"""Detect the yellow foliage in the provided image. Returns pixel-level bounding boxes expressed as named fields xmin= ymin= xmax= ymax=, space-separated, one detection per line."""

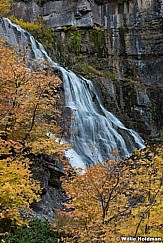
xmin=125 ymin=147 xmax=163 ymax=237
xmin=0 ymin=37 xmax=67 ymax=226
xmin=8 ymin=16 xmax=42 ymax=32
xmin=55 ymin=160 xmax=131 ymax=242
xmin=0 ymin=0 xmax=11 ymax=17
xmin=0 ymin=37 xmax=65 ymax=155
xmin=54 ymin=146 xmax=163 ymax=242
xmin=0 ymin=156 xmax=40 ymax=224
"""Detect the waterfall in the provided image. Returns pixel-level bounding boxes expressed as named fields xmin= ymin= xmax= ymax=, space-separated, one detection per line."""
xmin=0 ymin=18 xmax=145 ymax=168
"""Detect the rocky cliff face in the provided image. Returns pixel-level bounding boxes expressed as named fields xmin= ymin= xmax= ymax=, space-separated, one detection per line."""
xmin=99 ymin=0 xmax=163 ymax=139
xmin=12 ymin=0 xmax=163 ymax=139
xmin=12 ymin=0 xmax=101 ymax=27
xmin=30 ymin=153 xmax=66 ymax=220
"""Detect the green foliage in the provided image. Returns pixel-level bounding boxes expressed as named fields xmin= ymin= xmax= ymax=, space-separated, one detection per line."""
xmin=8 ymin=16 xmax=59 ymax=58
xmin=65 ymin=28 xmax=105 ymax=57
xmin=1 ymin=220 xmax=60 ymax=243
xmin=67 ymin=30 xmax=82 ymax=56
xmin=7 ymin=17 xmax=107 ymax=67
xmin=89 ymin=28 xmax=105 ymax=57
xmin=72 ymin=63 xmax=116 ymax=80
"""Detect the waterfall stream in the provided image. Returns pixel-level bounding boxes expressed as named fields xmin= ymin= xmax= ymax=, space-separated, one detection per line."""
xmin=0 ymin=18 xmax=145 ymax=168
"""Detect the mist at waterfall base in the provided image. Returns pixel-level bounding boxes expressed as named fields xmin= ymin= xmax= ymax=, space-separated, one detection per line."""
xmin=0 ymin=18 xmax=145 ymax=169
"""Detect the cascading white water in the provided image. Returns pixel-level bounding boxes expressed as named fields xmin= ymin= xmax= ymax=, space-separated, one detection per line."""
xmin=61 ymin=71 xmax=145 ymax=167
xmin=0 ymin=18 xmax=145 ymax=168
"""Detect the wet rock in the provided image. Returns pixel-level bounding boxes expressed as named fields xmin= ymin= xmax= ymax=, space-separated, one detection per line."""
xmin=30 ymin=154 xmax=66 ymax=221
xmin=12 ymin=0 xmax=163 ymax=138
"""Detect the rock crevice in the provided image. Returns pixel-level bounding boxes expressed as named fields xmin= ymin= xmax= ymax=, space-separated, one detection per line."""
xmin=12 ymin=0 xmax=163 ymax=136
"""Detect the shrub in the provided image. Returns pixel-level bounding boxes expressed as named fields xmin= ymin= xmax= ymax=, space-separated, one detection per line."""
xmin=1 ymin=219 xmax=60 ymax=243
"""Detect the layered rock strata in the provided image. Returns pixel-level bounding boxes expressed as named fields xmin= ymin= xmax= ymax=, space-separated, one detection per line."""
xmin=12 ymin=0 xmax=163 ymax=138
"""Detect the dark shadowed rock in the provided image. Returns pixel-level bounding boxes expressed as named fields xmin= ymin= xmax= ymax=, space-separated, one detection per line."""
xmin=30 ymin=153 xmax=66 ymax=221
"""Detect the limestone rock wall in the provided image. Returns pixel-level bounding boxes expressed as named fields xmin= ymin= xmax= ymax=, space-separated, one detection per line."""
xmin=12 ymin=0 xmax=163 ymax=139
xmin=12 ymin=0 xmax=101 ymax=27
xmin=98 ymin=0 xmax=163 ymax=139
xmin=100 ymin=0 xmax=163 ymax=83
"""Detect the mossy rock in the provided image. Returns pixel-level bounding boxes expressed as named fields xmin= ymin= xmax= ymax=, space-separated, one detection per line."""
xmin=115 ymin=79 xmax=137 ymax=113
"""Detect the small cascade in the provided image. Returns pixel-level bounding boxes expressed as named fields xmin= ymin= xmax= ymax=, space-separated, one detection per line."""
xmin=0 ymin=18 xmax=145 ymax=168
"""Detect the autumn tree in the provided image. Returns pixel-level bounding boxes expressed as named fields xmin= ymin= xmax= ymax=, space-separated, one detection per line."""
xmin=55 ymin=146 xmax=163 ymax=242
xmin=121 ymin=146 xmax=163 ymax=237
xmin=55 ymin=159 xmax=131 ymax=243
xmin=0 ymin=38 xmax=66 ymax=226
xmin=0 ymin=0 xmax=11 ymax=16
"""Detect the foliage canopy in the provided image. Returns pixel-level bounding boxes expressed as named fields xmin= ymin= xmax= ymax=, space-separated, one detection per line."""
xmin=55 ymin=146 xmax=163 ymax=242
xmin=0 ymin=0 xmax=11 ymax=17
xmin=0 ymin=37 xmax=66 ymax=226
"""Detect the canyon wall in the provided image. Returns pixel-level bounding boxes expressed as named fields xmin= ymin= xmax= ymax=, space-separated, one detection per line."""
xmin=12 ymin=0 xmax=163 ymax=139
